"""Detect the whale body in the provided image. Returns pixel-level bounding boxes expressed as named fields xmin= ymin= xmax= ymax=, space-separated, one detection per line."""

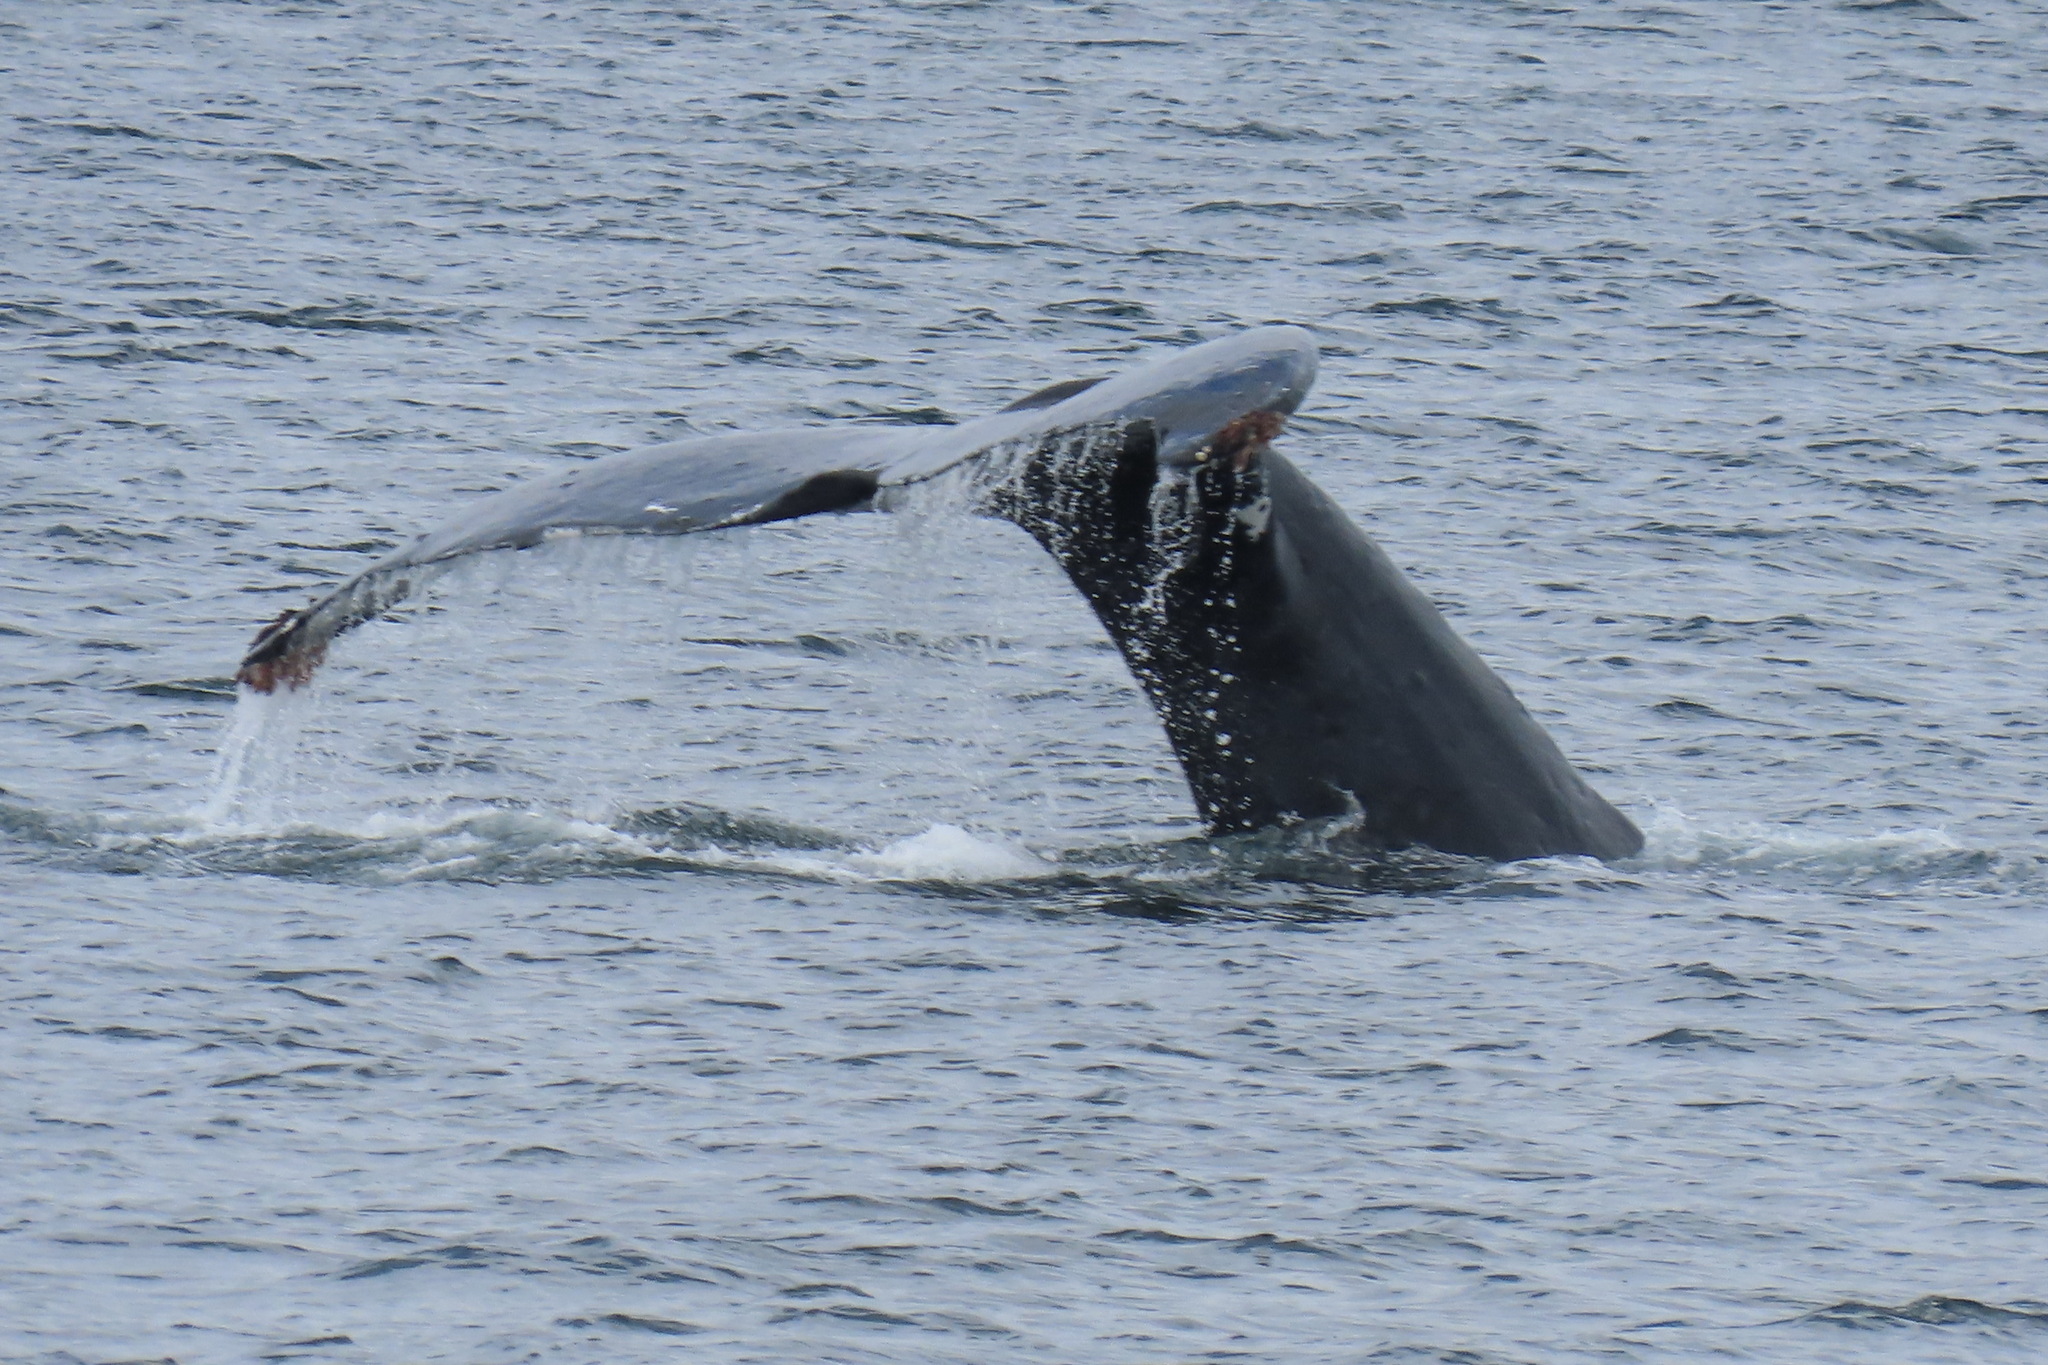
xmin=236 ymin=326 xmax=1642 ymax=862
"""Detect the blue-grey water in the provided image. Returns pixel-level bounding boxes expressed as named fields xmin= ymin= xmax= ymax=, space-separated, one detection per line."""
xmin=5 ymin=1 xmax=2048 ymax=1361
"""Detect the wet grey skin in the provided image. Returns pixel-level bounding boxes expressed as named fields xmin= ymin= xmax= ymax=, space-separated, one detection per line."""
xmin=236 ymin=326 xmax=1642 ymax=862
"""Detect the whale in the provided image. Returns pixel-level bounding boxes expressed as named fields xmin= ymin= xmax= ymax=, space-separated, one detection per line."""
xmin=236 ymin=326 xmax=1642 ymax=862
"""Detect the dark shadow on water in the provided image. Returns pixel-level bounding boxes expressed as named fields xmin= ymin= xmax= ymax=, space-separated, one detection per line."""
xmin=890 ymin=871 xmax=1412 ymax=925
xmin=614 ymin=801 xmax=859 ymax=852
xmin=1781 ymin=1295 xmax=2048 ymax=1331
xmin=897 ymin=821 xmax=1533 ymax=922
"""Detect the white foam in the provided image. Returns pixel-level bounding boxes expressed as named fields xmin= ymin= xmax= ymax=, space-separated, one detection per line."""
xmin=142 ymin=785 xmax=1061 ymax=888
xmin=851 ymin=823 xmax=1052 ymax=882
xmin=1638 ymin=804 xmax=1974 ymax=877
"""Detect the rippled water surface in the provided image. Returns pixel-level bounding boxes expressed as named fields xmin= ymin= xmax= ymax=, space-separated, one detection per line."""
xmin=6 ymin=1 xmax=2048 ymax=1361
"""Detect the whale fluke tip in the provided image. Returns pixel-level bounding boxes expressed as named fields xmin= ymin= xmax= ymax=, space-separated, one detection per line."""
xmin=236 ymin=607 xmax=326 ymax=694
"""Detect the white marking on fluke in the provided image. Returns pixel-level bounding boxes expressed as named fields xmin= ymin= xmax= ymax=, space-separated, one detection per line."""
xmin=1234 ymin=494 xmax=1272 ymax=538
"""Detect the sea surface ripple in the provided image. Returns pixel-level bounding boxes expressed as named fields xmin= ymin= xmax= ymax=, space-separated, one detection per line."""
xmin=4 ymin=2 xmax=2048 ymax=1362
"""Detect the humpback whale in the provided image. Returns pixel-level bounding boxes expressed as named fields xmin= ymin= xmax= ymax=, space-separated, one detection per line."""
xmin=237 ymin=326 xmax=1642 ymax=862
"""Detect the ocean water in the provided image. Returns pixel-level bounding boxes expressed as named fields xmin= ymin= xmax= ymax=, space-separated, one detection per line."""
xmin=5 ymin=1 xmax=2048 ymax=1361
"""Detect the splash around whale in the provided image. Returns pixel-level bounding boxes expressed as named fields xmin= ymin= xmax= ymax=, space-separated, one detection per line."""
xmin=236 ymin=326 xmax=1643 ymax=863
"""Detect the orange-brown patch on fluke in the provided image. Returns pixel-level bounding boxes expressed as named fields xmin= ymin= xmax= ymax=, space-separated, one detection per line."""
xmin=236 ymin=607 xmax=325 ymax=693
xmin=1211 ymin=408 xmax=1288 ymax=472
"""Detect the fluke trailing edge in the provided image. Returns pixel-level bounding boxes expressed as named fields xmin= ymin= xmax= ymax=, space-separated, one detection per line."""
xmin=236 ymin=326 xmax=1643 ymax=862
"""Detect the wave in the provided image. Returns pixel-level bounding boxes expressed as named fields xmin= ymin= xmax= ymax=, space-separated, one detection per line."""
xmin=1637 ymin=806 xmax=2043 ymax=891
xmin=0 ymin=781 xmax=1497 ymax=912
xmin=2 ymin=781 xmax=1073 ymax=889
xmin=5 ymin=780 xmax=2039 ymax=906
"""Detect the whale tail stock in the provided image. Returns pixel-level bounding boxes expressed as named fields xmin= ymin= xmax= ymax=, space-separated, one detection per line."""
xmin=978 ymin=418 xmax=1643 ymax=862
xmin=233 ymin=326 xmax=1642 ymax=862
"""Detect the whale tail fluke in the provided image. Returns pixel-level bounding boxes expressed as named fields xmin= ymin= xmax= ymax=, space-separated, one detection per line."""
xmin=229 ymin=326 xmax=1642 ymax=861
xmin=233 ymin=432 xmax=907 ymax=692
xmin=976 ymin=416 xmax=1643 ymax=862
